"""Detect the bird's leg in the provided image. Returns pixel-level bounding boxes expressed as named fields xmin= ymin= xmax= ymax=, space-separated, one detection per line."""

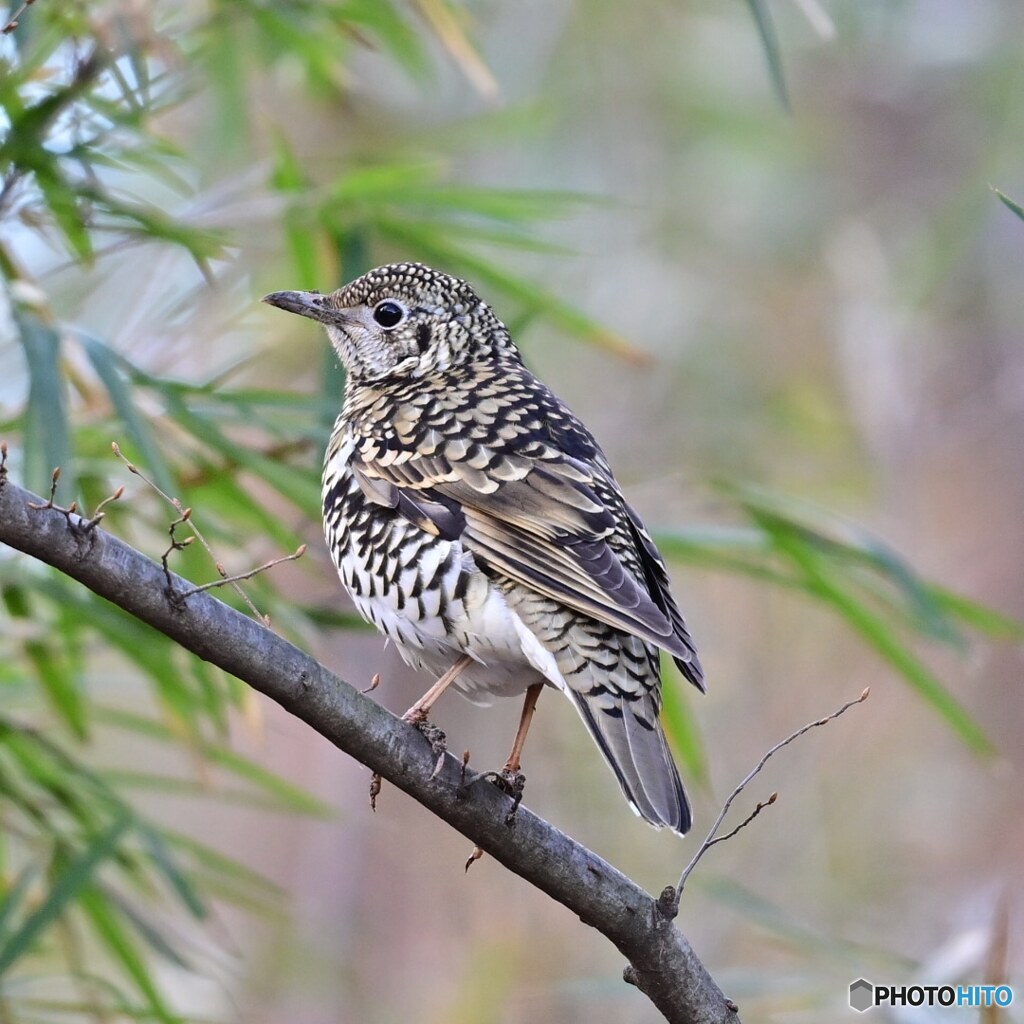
xmin=402 ymin=653 xmax=474 ymax=724
xmin=492 ymin=682 xmax=543 ymax=825
xmin=370 ymin=655 xmax=476 ymax=810
xmin=406 ymin=653 xmax=475 ymax=777
xmin=503 ymin=683 xmax=543 ymax=774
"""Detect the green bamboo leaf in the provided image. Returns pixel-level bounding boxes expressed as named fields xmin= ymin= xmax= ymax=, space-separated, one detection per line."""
xmin=291 ymin=604 xmax=371 ymax=631
xmin=4 ymin=581 xmax=87 ymax=736
xmin=78 ymin=331 xmax=176 ymax=496
xmin=993 ymin=188 xmax=1024 ymax=222
xmin=189 ymin=657 xmax=231 ymax=734
xmin=340 ymin=0 xmax=430 ymax=79
xmin=926 ymin=585 xmax=1024 ymax=640
xmin=103 ymin=888 xmax=193 ymax=969
xmin=94 ymin=191 xmax=226 ymax=266
xmin=272 ymin=135 xmax=322 ymax=288
xmin=326 ymin=161 xmax=441 ymax=204
xmin=35 ymin=165 xmax=93 ymax=260
xmin=28 ymin=581 xmax=204 ymax=738
xmin=23 ymin=636 xmax=88 ymax=739
xmin=102 ymin=771 xmax=318 ymax=814
xmin=159 ymin=393 xmax=321 ymax=513
xmin=386 ymin=182 xmax=588 ymax=223
xmin=159 ymin=829 xmax=282 ymax=901
xmin=757 ymin=512 xmax=994 ymax=755
xmin=0 ymin=863 xmax=42 ymax=946
xmin=202 ymin=746 xmax=333 ymax=818
xmin=731 ymin=488 xmax=962 ymax=645
xmin=744 ymin=0 xmax=790 ymax=111
xmin=0 ymin=813 xmax=131 ymax=977
xmin=322 ymin=229 xmax=368 ymax=421
xmin=135 ymin=827 xmax=207 ymax=921
xmin=659 ymin=654 xmax=708 ymax=788
xmin=392 ymin=217 xmax=576 ymax=255
xmin=699 ymin=875 xmax=914 ymax=967
xmin=655 ymin=525 xmax=806 ymax=589
xmin=189 ymin=468 xmax=303 ymax=557
xmin=78 ymin=884 xmax=179 ymax=1024
xmin=15 ymin=311 xmax=74 ymax=501
xmin=98 ymin=709 xmax=332 ymax=817
xmin=250 ymin=7 xmax=349 ymax=94
xmin=373 ymin=218 xmax=649 ymax=361
xmin=1 ymin=727 xmax=102 ymax=835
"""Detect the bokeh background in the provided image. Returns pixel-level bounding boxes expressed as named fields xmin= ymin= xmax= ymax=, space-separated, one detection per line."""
xmin=1 ymin=2 xmax=1023 ymax=1022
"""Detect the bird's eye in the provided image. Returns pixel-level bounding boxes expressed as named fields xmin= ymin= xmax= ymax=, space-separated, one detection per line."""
xmin=373 ymin=300 xmax=405 ymax=329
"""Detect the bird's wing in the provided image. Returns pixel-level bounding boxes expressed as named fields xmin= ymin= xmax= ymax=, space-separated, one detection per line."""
xmin=351 ymin=431 xmax=696 ymax=662
xmin=623 ymin=504 xmax=705 ymax=691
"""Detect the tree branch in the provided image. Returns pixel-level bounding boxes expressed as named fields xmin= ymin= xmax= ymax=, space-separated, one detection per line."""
xmin=0 ymin=474 xmax=739 ymax=1024
xmin=678 ymin=687 xmax=870 ymax=894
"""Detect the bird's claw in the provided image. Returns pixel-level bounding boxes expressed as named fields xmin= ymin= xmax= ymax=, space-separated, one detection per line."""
xmin=368 ymin=714 xmax=447 ymax=812
xmin=454 ymin=761 xmax=526 ymax=826
xmin=488 ymin=767 xmax=526 ymax=826
xmin=408 ymin=718 xmax=447 ymax=778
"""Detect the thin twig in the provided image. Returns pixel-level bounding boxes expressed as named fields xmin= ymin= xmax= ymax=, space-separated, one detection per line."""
xmin=678 ymin=687 xmax=870 ymax=893
xmin=2 ymin=0 xmax=36 ymax=35
xmin=177 ymin=545 xmax=306 ymax=598
xmin=112 ymin=442 xmax=271 ymax=624
xmin=24 ymin=466 xmax=125 ymax=539
xmin=160 ymin=507 xmax=195 ymax=590
xmin=26 ymin=467 xmax=65 ymax=510
xmin=699 ymin=792 xmax=777 ymax=853
xmin=81 ymin=484 xmax=124 ymax=532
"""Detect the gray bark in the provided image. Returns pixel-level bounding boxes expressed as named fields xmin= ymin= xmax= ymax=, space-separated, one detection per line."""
xmin=0 ymin=473 xmax=739 ymax=1024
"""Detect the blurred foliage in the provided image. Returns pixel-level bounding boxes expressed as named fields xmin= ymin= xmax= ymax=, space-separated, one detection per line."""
xmin=994 ymin=188 xmax=1024 ymax=222
xmin=0 ymin=2 xmax=1019 ymax=1021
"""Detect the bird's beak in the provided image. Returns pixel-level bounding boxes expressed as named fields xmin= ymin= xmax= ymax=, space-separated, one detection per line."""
xmin=262 ymin=290 xmax=354 ymax=328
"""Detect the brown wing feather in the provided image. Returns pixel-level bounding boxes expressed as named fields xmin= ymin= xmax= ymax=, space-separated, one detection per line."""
xmin=352 ymin=446 xmax=694 ymax=661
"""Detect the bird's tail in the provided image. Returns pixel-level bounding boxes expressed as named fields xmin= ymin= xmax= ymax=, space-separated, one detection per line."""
xmin=569 ymin=691 xmax=691 ymax=835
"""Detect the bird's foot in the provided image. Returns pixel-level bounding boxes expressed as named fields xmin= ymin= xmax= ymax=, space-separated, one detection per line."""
xmin=488 ymin=766 xmax=526 ymax=826
xmin=454 ymin=754 xmax=525 ymax=827
xmin=368 ymin=715 xmax=448 ymax=812
xmin=402 ymin=713 xmax=448 ymax=779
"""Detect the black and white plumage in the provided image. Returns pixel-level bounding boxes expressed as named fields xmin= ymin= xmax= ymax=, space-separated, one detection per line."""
xmin=264 ymin=263 xmax=704 ymax=834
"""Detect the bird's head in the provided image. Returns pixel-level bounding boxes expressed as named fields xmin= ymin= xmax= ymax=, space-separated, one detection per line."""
xmin=263 ymin=262 xmax=512 ymax=382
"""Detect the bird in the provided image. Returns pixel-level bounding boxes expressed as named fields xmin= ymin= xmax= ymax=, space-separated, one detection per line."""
xmin=263 ymin=262 xmax=705 ymax=834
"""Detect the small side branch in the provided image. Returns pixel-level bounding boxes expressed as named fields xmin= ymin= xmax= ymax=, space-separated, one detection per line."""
xmin=24 ymin=468 xmax=124 ymax=541
xmin=177 ymin=545 xmax=306 ymax=599
xmin=678 ymin=688 xmax=870 ymax=893
xmin=3 ymin=0 xmax=36 ymax=35
xmin=112 ymin=443 xmax=302 ymax=624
